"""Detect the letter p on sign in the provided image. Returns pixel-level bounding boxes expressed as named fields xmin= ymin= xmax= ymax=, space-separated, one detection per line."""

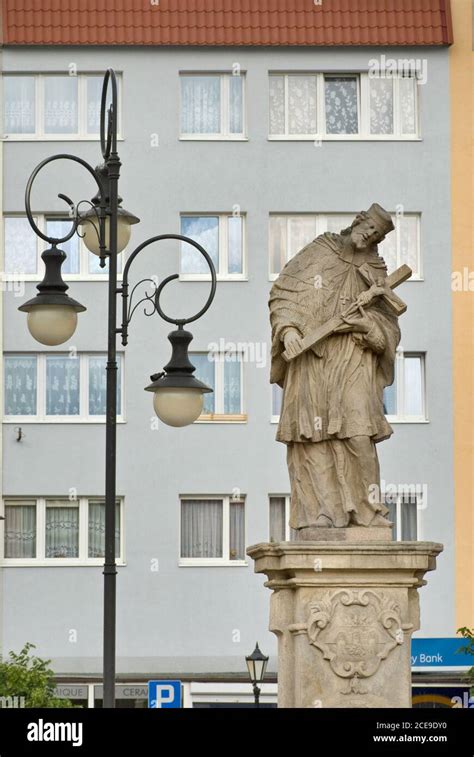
xmin=148 ymin=680 xmax=182 ymax=708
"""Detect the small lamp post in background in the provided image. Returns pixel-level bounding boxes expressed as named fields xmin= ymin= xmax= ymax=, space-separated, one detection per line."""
xmin=245 ymin=643 xmax=269 ymax=707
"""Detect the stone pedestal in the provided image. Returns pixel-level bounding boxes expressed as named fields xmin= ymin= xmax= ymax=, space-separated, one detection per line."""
xmin=247 ymin=540 xmax=443 ymax=708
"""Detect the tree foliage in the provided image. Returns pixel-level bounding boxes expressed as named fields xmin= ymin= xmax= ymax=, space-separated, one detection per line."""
xmin=0 ymin=643 xmax=73 ymax=708
xmin=457 ymin=627 xmax=474 ymax=694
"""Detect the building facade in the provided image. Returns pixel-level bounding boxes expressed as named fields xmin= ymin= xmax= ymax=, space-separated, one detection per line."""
xmin=0 ymin=1 xmax=464 ymax=706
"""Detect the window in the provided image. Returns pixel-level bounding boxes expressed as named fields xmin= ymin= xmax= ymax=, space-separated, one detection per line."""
xmin=4 ymin=353 xmax=123 ymax=422
xmin=180 ymin=73 xmax=245 ymax=138
xmin=180 ymin=214 xmax=245 ymax=279
xmin=191 ymin=352 xmax=245 ymax=421
xmin=180 ymin=496 xmax=245 ymax=565
xmin=269 ymin=73 xmax=418 ymax=139
xmin=271 ymin=384 xmax=283 ymax=422
xmin=384 ymin=493 xmax=419 ymax=541
xmin=3 ymin=498 xmax=123 ymax=564
xmin=383 ymin=352 xmax=426 ymax=422
xmin=269 ymin=213 xmax=421 ymax=279
xmin=269 ymin=496 xmax=297 ymax=542
xmin=3 ymin=73 xmax=121 ymax=139
xmin=3 ymin=215 xmax=122 ymax=279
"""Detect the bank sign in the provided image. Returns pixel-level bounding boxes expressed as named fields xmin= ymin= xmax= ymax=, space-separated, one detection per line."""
xmin=411 ymin=638 xmax=472 ymax=669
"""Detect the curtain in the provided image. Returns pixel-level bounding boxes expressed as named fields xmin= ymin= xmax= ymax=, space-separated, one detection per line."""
xmin=288 ymin=75 xmax=317 ymax=134
xmin=383 ymin=380 xmax=397 ymax=416
xmin=191 ymin=354 xmax=215 ymax=414
xmin=269 ymin=76 xmax=285 ymax=135
xmin=5 ymin=504 xmax=36 ymax=558
xmin=4 ymin=356 xmax=37 ymax=416
xmin=88 ymin=501 xmax=120 ymax=558
xmin=229 ymin=501 xmax=245 ymax=559
xmin=4 ymin=76 xmax=35 ymax=134
xmin=89 ymin=355 xmax=121 ymax=415
xmin=224 ymin=358 xmax=241 ymax=414
xmin=45 ymin=503 xmax=79 ymax=558
xmin=269 ymin=215 xmax=287 ymax=274
xmin=181 ymin=499 xmax=223 ymax=558
xmin=45 ymin=219 xmax=80 ymax=274
xmin=400 ymin=77 xmax=416 ymax=134
xmin=325 ymin=76 xmax=358 ymax=134
xmin=326 ymin=214 xmax=354 ymax=235
xmin=404 ymin=356 xmax=423 ymax=416
xmin=378 ymin=216 xmax=397 ymax=273
xmin=269 ymin=497 xmax=286 ymax=542
xmin=87 ymin=75 xmax=102 ymax=134
xmin=4 ymin=217 xmax=38 ymax=274
xmin=370 ymin=78 xmax=394 ymax=134
xmin=288 ymin=216 xmax=317 ymax=259
xmin=227 ymin=216 xmax=243 ymax=274
xmin=44 ymin=76 xmax=78 ymax=134
xmin=46 ymin=356 xmax=80 ymax=415
xmin=399 ymin=215 xmax=419 ymax=276
xmin=180 ymin=216 xmax=219 ymax=274
xmin=229 ymin=75 xmax=243 ymax=134
xmin=181 ymin=76 xmax=220 ymax=134
xmin=401 ymin=496 xmax=417 ymax=540
xmin=385 ymin=498 xmax=398 ymax=541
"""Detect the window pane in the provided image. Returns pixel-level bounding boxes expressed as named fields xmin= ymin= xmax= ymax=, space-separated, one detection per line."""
xmin=45 ymin=219 xmax=80 ymax=274
xmin=288 ymin=216 xmax=317 ymax=259
xmin=88 ymin=251 xmax=122 ymax=275
xmin=227 ymin=216 xmax=243 ymax=274
xmin=383 ymin=379 xmax=396 ymax=416
xmin=384 ymin=497 xmax=398 ymax=541
xmin=4 ymin=217 xmax=37 ymax=274
xmin=224 ymin=358 xmax=241 ymax=414
xmin=269 ymin=497 xmax=286 ymax=542
xmin=181 ymin=76 xmax=220 ymax=134
xmin=88 ymin=501 xmax=120 ymax=558
xmin=46 ymin=356 xmax=80 ymax=415
xmin=86 ymin=75 xmax=103 ymax=134
xmin=369 ymin=78 xmax=394 ymax=134
xmin=325 ymin=76 xmax=358 ymax=134
xmin=192 ymin=354 xmax=215 ymax=414
xmin=269 ymin=75 xmax=285 ymax=135
xmin=5 ymin=504 xmax=36 ymax=558
xmin=181 ymin=500 xmax=223 ymax=558
xmin=378 ymin=215 xmax=397 ymax=273
xmin=44 ymin=76 xmax=78 ymax=134
xmin=181 ymin=216 xmax=219 ymax=274
xmin=399 ymin=215 xmax=419 ymax=276
xmin=229 ymin=75 xmax=243 ymax=134
xmin=325 ymin=214 xmax=354 ymax=235
xmin=4 ymin=76 xmax=35 ymax=134
xmin=45 ymin=502 xmax=79 ymax=558
xmin=404 ymin=356 xmax=423 ymax=416
xmin=88 ymin=355 xmax=121 ymax=415
xmin=269 ymin=215 xmax=288 ymax=275
xmin=288 ymin=75 xmax=317 ymax=134
xmin=400 ymin=77 xmax=416 ymax=134
xmin=230 ymin=500 xmax=245 ymax=559
xmin=4 ymin=356 xmax=37 ymax=416
xmin=272 ymin=383 xmax=283 ymax=417
xmin=401 ymin=495 xmax=417 ymax=540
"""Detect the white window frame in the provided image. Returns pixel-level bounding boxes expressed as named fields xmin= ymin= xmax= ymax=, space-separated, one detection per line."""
xmin=3 ymin=352 xmax=125 ymax=423
xmin=268 ymin=72 xmax=420 ymax=141
xmin=385 ymin=491 xmax=423 ymax=542
xmin=179 ymin=72 xmax=247 ymax=141
xmin=2 ymin=72 xmax=123 ymax=141
xmin=385 ymin=351 xmax=427 ymax=424
xmin=2 ymin=214 xmax=123 ymax=282
xmin=1 ymin=496 xmax=125 ymax=566
xmin=268 ymin=494 xmax=293 ymax=542
xmin=179 ymin=495 xmax=247 ymax=567
xmin=268 ymin=212 xmax=422 ymax=281
xmin=179 ymin=212 xmax=247 ymax=281
xmin=191 ymin=351 xmax=246 ymax=423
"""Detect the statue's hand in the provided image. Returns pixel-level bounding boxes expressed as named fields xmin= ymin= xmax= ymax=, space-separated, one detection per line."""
xmin=334 ymin=313 xmax=372 ymax=334
xmin=283 ymin=330 xmax=304 ymax=358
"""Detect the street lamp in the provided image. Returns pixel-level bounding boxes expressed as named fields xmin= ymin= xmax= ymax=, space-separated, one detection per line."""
xmin=18 ymin=69 xmax=216 ymax=707
xmin=245 ymin=643 xmax=269 ymax=707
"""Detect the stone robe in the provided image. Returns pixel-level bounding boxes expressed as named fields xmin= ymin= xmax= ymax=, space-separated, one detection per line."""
xmin=270 ymin=232 xmax=400 ymax=529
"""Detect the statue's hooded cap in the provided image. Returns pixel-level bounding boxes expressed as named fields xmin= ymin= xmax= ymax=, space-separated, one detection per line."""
xmin=359 ymin=203 xmax=394 ymax=239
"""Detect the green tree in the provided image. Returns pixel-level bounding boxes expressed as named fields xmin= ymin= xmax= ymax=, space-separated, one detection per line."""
xmin=457 ymin=627 xmax=474 ymax=695
xmin=0 ymin=643 xmax=74 ymax=708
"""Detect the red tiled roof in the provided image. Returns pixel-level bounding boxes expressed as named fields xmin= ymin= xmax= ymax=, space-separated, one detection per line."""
xmin=1 ymin=0 xmax=453 ymax=47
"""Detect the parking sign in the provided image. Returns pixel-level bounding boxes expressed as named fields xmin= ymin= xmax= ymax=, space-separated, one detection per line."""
xmin=148 ymin=680 xmax=182 ymax=708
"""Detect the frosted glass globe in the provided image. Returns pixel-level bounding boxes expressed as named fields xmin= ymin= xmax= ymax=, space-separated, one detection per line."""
xmin=82 ymin=215 xmax=131 ymax=256
xmin=27 ymin=305 xmax=78 ymax=346
xmin=152 ymin=387 xmax=204 ymax=427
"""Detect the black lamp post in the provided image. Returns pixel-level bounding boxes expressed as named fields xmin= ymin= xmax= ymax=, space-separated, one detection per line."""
xmin=245 ymin=643 xmax=269 ymax=707
xmin=18 ymin=69 xmax=216 ymax=708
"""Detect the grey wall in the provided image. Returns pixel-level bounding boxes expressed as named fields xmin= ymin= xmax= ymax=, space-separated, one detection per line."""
xmin=1 ymin=45 xmax=452 ymax=676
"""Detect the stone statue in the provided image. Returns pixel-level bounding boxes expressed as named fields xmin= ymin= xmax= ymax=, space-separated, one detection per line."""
xmin=269 ymin=204 xmax=411 ymax=535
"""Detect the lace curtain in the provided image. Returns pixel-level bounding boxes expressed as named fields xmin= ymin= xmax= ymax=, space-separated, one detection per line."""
xmin=229 ymin=76 xmax=243 ymax=134
xmin=269 ymin=76 xmax=285 ymax=134
xmin=379 ymin=215 xmax=419 ymax=276
xmin=370 ymin=78 xmax=394 ymax=134
xmin=229 ymin=501 xmax=245 ymax=559
xmin=4 ymin=217 xmax=38 ymax=274
xmin=181 ymin=76 xmax=220 ymax=134
xmin=400 ymin=77 xmax=416 ymax=134
xmin=325 ymin=76 xmax=358 ymax=134
xmin=45 ymin=502 xmax=79 ymax=558
xmin=5 ymin=504 xmax=36 ymax=558
xmin=270 ymin=497 xmax=286 ymax=542
xmin=181 ymin=216 xmax=219 ymax=274
xmin=46 ymin=357 xmax=80 ymax=416
xmin=227 ymin=216 xmax=243 ymax=274
xmin=4 ymin=356 xmax=37 ymax=415
xmin=44 ymin=76 xmax=78 ymax=134
xmin=89 ymin=355 xmax=122 ymax=415
xmin=181 ymin=499 xmax=223 ymax=558
xmin=224 ymin=359 xmax=241 ymax=414
xmin=88 ymin=501 xmax=120 ymax=558
xmin=269 ymin=75 xmax=317 ymax=135
xmin=87 ymin=76 xmax=103 ymax=134
xmin=4 ymin=76 xmax=35 ymax=134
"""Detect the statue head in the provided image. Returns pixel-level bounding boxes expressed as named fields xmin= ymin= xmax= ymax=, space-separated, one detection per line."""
xmin=343 ymin=204 xmax=395 ymax=251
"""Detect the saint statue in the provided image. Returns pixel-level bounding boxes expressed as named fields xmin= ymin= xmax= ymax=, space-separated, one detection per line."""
xmin=269 ymin=204 xmax=408 ymax=535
